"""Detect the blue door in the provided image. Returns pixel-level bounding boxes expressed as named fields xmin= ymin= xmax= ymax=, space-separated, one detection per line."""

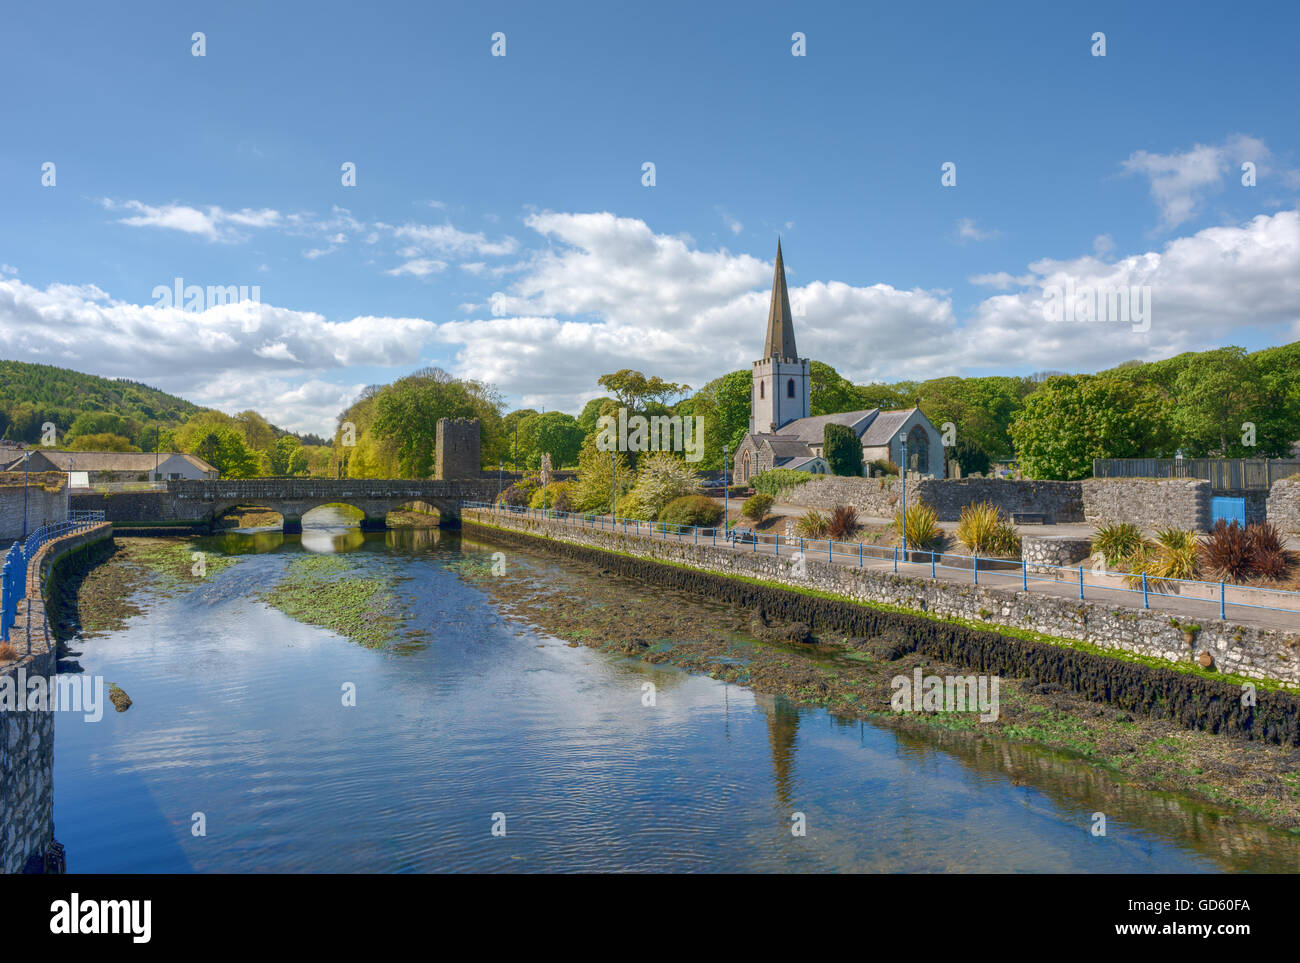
xmin=1211 ymin=496 xmax=1246 ymax=527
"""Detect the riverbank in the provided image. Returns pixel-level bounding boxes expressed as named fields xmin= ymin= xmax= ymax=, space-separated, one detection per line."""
xmin=461 ymin=520 xmax=1300 ymax=831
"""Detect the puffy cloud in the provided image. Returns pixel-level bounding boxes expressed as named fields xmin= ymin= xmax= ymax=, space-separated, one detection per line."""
xmin=1121 ymin=134 xmax=1270 ymax=230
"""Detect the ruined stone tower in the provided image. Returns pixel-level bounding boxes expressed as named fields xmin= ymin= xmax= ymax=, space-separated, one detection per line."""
xmin=434 ymin=418 xmax=481 ymax=480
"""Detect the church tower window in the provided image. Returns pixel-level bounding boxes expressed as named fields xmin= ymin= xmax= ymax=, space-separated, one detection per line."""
xmin=787 ymin=378 xmax=795 ymax=398
xmin=759 ymin=382 xmax=765 ymax=400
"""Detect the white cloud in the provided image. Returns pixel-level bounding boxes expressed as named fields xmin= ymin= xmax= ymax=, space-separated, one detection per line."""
xmin=104 ymin=199 xmax=283 ymax=241
xmin=954 ymin=218 xmax=998 ymax=242
xmin=1121 ymin=134 xmax=1269 ymax=230
xmin=386 ymin=258 xmax=447 ymax=277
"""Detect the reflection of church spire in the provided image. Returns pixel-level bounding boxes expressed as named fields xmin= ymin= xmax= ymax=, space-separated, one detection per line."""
xmin=753 ymin=692 xmax=801 ymax=811
xmin=763 ymin=240 xmax=798 ymax=360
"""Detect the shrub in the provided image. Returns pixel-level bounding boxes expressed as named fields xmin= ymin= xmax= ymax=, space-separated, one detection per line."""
xmin=1092 ymin=522 xmax=1146 ymax=567
xmin=1152 ymin=527 xmax=1198 ymax=580
xmin=742 ymin=492 xmax=773 ymax=522
xmin=657 ymin=494 xmax=724 ymax=528
xmin=498 ymin=479 xmax=536 ymax=508
xmin=869 ymin=458 xmax=900 ymax=477
xmin=1248 ymin=521 xmax=1285 ymax=557
xmin=828 ymin=504 xmax=860 ymax=540
xmin=824 ymin=423 xmax=864 ymax=476
xmin=795 ymin=510 xmax=830 ymax=538
xmin=0 ymin=642 xmax=17 ymax=663
xmin=750 ymin=468 xmax=817 ymax=498
xmin=529 ymin=481 xmax=575 ymax=512
xmin=894 ymin=502 xmax=940 ymax=549
xmin=1200 ymin=520 xmax=1254 ymax=582
xmin=622 ymin=452 xmax=701 ymax=521
xmin=955 ymin=502 xmax=1019 ymax=555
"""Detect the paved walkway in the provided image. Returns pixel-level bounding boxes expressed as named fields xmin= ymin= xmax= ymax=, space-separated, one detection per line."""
xmin=467 ymin=507 xmax=1300 ymax=635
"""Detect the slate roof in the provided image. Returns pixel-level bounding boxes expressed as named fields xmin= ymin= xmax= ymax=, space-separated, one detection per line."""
xmin=3 ymin=450 xmax=218 ymax=474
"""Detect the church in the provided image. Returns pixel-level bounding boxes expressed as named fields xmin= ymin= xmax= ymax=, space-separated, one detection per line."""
xmin=731 ymin=242 xmax=945 ymax=485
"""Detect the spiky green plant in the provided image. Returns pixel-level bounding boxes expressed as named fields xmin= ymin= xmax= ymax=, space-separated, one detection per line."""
xmin=795 ymin=510 xmax=830 ymax=538
xmin=894 ymin=502 xmax=940 ymax=549
xmin=1092 ymin=522 xmax=1147 ymax=567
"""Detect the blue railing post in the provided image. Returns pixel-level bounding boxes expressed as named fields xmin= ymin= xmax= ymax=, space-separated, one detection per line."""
xmin=931 ymin=551 xmax=936 ymax=578
xmin=893 ymin=546 xmax=898 ymax=572
xmin=1079 ymin=566 xmax=1085 ymax=600
xmin=1022 ymin=561 xmax=1027 ymax=591
xmin=974 ymin=553 xmax=979 ymax=585
xmin=1220 ymin=581 xmax=1226 ymax=619
xmin=859 ymin=542 xmax=863 ymax=567
xmin=1142 ymin=572 xmax=1149 ymax=608
xmin=828 ymin=539 xmax=832 ymax=562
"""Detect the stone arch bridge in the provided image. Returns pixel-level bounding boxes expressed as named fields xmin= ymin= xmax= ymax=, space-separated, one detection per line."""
xmin=178 ymin=479 xmax=500 ymax=533
xmin=73 ymin=478 xmax=500 ymax=533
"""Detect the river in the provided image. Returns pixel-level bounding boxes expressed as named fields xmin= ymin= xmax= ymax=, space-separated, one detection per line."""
xmin=51 ymin=507 xmax=1300 ymax=872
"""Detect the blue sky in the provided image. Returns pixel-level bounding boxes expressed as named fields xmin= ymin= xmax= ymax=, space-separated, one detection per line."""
xmin=2 ymin=0 xmax=1298 ymax=434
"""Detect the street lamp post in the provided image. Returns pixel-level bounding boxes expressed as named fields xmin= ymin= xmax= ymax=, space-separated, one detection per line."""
xmin=21 ymin=451 xmax=30 ymax=538
xmin=723 ymin=444 xmax=730 ymax=533
xmin=498 ymin=460 xmax=503 ymax=503
xmin=610 ymin=451 xmax=617 ymax=521
xmin=898 ymin=432 xmax=908 ymax=554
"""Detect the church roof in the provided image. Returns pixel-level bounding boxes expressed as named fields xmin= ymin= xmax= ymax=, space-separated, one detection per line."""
xmin=763 ymin=240 xmax=799 ymax=360
xmin=766 ymin=407 xmax=925 ymax=447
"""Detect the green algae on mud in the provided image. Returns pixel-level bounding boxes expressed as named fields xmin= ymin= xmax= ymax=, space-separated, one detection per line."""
xmin=259 ymin=554 xmax=408 ymax=650
xmin=453 ymin=531 xmax=1300 ymax=832
xmin=51 ymin=537 xmax=241 ymax=641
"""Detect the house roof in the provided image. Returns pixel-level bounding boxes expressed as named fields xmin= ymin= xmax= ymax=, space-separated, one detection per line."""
xmin=7 ymin=450 xmax=218 ymax=473
xmin=782 ymin=456 xmax=825 ymax=472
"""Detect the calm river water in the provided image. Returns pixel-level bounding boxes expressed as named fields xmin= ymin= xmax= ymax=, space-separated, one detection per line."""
xmin=52 ymin=508 xmax=1300 ymax=872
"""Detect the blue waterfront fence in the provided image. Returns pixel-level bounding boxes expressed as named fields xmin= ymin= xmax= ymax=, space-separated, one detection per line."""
xmin=462 ymin=501 xmax=1300 ymax=622
xmin=1 ymin=511 xmax=106 ymax=644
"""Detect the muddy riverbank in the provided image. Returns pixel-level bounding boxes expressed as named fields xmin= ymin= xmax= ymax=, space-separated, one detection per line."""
xmin=461 ymin=525 xmax=1300 ymax=832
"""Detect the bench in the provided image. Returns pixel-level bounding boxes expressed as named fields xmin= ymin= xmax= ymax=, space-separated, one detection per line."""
xmin=1011 ymin=512 xmax=1053 ymax=525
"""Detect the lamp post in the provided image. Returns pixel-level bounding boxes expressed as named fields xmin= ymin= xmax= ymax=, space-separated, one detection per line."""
xmin=723 ymin=444 xmax=730 ymax=533
xmin=498 ymin=460 xmax=503 ymax=503
xmin=21 ymin=450 xmax=30 ymax=538
xmin=610 ymin=451 xmax=617 ymax=521
xmin=898 ymin=432 xmax=908 ymax=554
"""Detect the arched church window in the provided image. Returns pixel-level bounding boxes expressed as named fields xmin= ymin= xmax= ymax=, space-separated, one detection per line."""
xmin=787 ymin=378 xmax=795 ymax=398
xmin=907 ymin=425 xmax=929 ymax=475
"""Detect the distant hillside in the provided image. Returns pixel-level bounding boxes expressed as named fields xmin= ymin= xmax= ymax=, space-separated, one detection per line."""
xmin=0 ymin=360 xmax=202 ymax=446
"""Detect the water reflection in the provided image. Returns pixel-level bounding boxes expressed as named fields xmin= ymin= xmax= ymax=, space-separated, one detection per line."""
xmin=46 ymin=511 xmax=1300 ymax=873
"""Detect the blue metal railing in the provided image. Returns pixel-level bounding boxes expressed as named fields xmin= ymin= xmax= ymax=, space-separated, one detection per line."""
xmin=462 ymin=501 xmax=1300 ymax=623
xmin=1 ymin=511 xmax=106 ymax=644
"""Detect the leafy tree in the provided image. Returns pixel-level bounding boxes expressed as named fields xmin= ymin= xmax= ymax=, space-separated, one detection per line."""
xmin=189 ymin=425 xmax=260 ymax=478
xmin=823 ymin=423 xmax=864 ymax=476
xmin=916 ymin=375 xmax=1030 ymax=461
xmin=527 ymin=411 xmax=584 ymax=468
xmin=268 ymin=435 xmax=309 ymax=476
xmin=571 ymin=439 xmax=634 ymax=513
xmin=622 ymin=452 xmax=701 ymax=520
xmin=1009 ymin=375 xmax=1173 ymax=480
xmin=596 ymin=370 xmax=690 ymax=410
xmin=67 ymin=432 xmax=139 ymax=452
xmin=950 ymin=438 xmax=991 ymax=476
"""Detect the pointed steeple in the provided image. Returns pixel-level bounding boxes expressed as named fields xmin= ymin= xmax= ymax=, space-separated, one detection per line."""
xmin=763 ymin=239 xmax=798 ymax=360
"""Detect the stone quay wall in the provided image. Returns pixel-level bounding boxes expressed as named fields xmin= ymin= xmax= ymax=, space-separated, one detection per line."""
xmin=1022 ymin=535 xmax=1094 ymax=576
xmin=0 ymin=474 xmax=70 ymax=543
xmin=778 ymin=477 xmax=1085 ymax=522
xmin=777 ymin=476 xmax=1226 ymax=532
xmin=465 ymin=509 xmax=1300 ymax=686
xmin=1079 ymin=478 xmax=1211 ymax=531
xmin=1266 ymin=480 xmax=1300 ymax=534
xmin=1 ymin=522 xmax=111 ymax=873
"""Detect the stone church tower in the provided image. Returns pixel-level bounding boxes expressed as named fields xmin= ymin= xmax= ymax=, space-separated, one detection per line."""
xmin=749 ymin=240 xmax=810 ymax=433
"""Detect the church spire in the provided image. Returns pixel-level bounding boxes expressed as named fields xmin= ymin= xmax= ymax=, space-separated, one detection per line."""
xmin=763 ymin=239 xmax=798 ymax=360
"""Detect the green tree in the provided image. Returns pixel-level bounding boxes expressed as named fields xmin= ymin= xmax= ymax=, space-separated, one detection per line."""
xmin=823 ymin=423 xmax=864 ymax=476
xmin=596 ymin=370 xmax=690 ymax=410
xmin=916 ymin=375 xmax=1030 ymax=461
xmin=189 ymin=425 xmax=260 ymax=478
xmin=528 ymin=411 xmax=584 ymax=468
xmin=1009 ymin=375 xmax=1173 ymax=480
